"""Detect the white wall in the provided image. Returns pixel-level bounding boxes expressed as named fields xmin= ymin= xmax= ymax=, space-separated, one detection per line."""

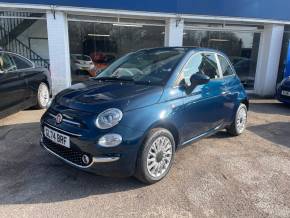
xmin=46 ymin=11 xmax=71 ymax=95
xmin=164 ymin=18 xmax=184 ymax=47
xmin=254 ymin=24 xmax=284 ymax=96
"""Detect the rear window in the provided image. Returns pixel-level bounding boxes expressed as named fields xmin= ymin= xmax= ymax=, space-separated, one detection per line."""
xmin=73 ymin=55 xmax=91 ymax=61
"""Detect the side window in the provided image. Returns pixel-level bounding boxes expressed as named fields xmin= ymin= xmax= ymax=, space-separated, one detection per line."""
xmin=0 ymin=53 xmax=16 ymax=73
xmin=11 ymin=55 xmax=33 ymax=69
xmin=199 ymin=53 xmax=220 ymax=79
xmin=218 ymin=55 xmax=235 ymax=76
xmin=180 ymin=53 xmax=203 ymax=85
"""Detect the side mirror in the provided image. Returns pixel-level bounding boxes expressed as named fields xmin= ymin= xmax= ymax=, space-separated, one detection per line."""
xmin=189 ymin=73 xmax=210 ymax=87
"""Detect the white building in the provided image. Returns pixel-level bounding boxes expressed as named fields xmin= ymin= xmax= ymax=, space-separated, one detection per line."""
xmin=0 ymin=0 xmax=290 ymax=96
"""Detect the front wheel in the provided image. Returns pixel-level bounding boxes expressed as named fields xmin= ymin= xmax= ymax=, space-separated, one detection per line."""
xmin=227 ymin=103 xmax=248 ymax=136
xmin=135 ymin=128 xmax=175 ymax=184
xmin=36 ymin=82 xmax=50 ymax=109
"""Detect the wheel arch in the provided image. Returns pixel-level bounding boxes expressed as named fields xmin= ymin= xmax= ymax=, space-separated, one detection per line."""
xmin=240 ymin=98 xmax=249 ymax=110
xmin=143 ymin=120 xmax=181 ymax=149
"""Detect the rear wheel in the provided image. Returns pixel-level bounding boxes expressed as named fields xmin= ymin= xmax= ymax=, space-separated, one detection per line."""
xmin=36 ymin=82 xmax=50 ymax=109
xmin=227 ymin=103 xmax=247 ymax=136
xmin=135 ymin=128 xmax=175 ymax=184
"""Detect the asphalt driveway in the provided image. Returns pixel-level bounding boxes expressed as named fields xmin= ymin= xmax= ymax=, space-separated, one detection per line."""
xmin=0 ymin=99 xmax=290 ymax=217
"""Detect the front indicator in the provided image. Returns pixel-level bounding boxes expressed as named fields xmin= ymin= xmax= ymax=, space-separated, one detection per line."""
xmin=98 ymin=134 xmax=122 ymax=147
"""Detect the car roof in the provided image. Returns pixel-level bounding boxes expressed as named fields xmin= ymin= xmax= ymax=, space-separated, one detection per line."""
xmin=136 ymin=47 xmax=228 ymax=57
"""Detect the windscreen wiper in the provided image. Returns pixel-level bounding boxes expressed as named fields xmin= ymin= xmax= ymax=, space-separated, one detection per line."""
xmin=93 ymin=77 xmax=134 ymax=82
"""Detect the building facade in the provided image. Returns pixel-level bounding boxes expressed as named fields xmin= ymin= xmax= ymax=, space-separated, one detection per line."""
xmin=1 ymin=0 xmax=290 ymax=96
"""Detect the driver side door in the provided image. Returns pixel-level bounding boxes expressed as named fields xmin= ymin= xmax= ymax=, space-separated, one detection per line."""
xmin=0 ymin=52 xmax=25 ymax=112
xmin=178 ymin=52 xmax=226 ymax=143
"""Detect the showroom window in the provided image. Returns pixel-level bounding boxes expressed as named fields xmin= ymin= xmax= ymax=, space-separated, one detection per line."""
xmin=183 ymin=23 xmax=262 ymax=89
xmin=68 ymin=15 xmax=165 ymax=84
xmin=0 ymin=11 xmax=49 ymax=69
xmin=278 ymin=26 xmax=290 ymax=83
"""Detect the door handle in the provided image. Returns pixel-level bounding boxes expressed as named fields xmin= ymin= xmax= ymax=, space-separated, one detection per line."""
xmin=221 ymin=91 xmax=230 ymax=96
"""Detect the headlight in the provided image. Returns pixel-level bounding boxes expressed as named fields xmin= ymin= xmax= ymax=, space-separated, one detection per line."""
xmin=98 ymin=134 xmax=122 ymax=147
xmin=96 ymin=108 xmax=123 ymax=129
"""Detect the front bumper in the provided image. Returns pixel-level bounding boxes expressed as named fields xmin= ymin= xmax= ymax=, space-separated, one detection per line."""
xmin=40 ymin=111 xmax=145 ymax=177
xmin=276 ymin=87 xmax=290 ymax=105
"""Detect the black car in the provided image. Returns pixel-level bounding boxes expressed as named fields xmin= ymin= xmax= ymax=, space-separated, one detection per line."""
xmin=276 ymin=76 xmax=290 ymax=105
xmin=0 ymin=51 xmax=51 ymax=119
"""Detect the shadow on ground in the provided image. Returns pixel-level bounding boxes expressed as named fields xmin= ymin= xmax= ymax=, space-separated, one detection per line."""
xmin=0 ymin=123 xmax=143 ymax=205
xmin=248 ymin=122 xmax=290 ymax=148
xmin=249 ymin=101 xmax=290 ymax=116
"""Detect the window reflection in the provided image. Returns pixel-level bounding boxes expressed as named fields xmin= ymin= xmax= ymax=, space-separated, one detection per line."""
xmin=68 ymin=21 xmax=165 ymax=84
xmin=183 ymin=30 xmax=261 ymax=89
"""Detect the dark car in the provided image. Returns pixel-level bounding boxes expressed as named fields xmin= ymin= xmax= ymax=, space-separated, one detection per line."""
xmin=40 ymin=47 xmax=248 ymax=184
xmin=0 ymin=51 xmax=51 ymax=119
xmin=276 ymin=76 xmax=290 ymax=104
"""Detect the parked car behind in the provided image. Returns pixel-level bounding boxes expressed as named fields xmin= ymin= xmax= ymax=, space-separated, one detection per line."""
xmin=70 ymin=54 xmax=96 ymax=76
xmin=0 ymin=51 xmax=51 ymax=119
xmin=276 ymin=76 xmax=290 ymax=104
xmin=41 ymin=47 xmax=248 ymax=184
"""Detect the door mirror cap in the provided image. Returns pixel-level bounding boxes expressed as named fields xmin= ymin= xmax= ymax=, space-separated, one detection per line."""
xmin=190 ymin=73 xmax=210 ymax=87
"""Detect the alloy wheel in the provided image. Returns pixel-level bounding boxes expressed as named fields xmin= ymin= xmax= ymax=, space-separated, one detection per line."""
xmin=146 ymin=136 xmax=173 ymax=178
xmin=38 ymin=83 xmax=50 ymax=108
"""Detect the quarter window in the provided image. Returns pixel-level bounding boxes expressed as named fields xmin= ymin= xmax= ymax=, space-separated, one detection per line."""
xmin=218 ymin=55 xmax=235 ymax=76
xmin=11 ymin=55 xmax=33 ymax=69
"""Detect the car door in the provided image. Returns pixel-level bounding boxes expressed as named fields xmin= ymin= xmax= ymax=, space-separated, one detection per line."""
xmin=217 ymin=54 xmax=239 ymax=122
xmin=178 ymin=52 xmax=227 ymax=143
xmin=9 ymin=53 xmax=36 ymax=100
xmin=0 ymin=52 xmax=25 ymax=112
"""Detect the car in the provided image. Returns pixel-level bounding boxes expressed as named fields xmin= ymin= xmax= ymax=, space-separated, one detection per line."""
xmin=0 ymin=51 xmax=51 ymax=119
xmin=70 ymin=54 xmax=96 ymax=77
xmin=40 ymin=47 xmax=249 ymax=184
xmin=276 ymin=76 xmax=290 ymax=105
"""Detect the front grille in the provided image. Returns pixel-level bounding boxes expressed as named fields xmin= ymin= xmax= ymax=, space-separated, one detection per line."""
xmin=43 ymin=137 xmax=91 ymax=167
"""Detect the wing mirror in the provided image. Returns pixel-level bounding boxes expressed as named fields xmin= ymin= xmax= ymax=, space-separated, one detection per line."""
xmin=179 ymin=73 xmax=210 ymax=94
xmin=190 ymin=73 xmax=210 ymax=86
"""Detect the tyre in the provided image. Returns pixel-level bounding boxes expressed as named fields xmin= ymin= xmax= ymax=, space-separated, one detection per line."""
xmin=135 ymin=128 xmax=175 ymax=184
xmin=36 ymin=82 xmax=50 ymax=109
xmin=227 ymin=103 xmax=248 ymax=136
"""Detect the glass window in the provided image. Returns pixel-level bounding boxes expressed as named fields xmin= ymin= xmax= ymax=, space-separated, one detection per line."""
xmin=68 ymin=19 xmax=165 ymax=84
xmin=218 ymin=55 xmax=235 ymax=76
xmin=183 ymin=29 xmax=261 ymax=89
xmin=0 ymin=13 xmax=49 ymax=69
xmin=179 ymin=52 xmax=219 ymax=85
xmin=181 ymin=53 xmax=203 ymax=85
xmin=11 ymin=55 xmax=33 ymax=69
xmin=0 ymin=53 xmax=16 ymax=73
xmin=97 ymin=48 xmax=186 ymax=85
xmin=200 ymin=53 xmax=220 ymax=79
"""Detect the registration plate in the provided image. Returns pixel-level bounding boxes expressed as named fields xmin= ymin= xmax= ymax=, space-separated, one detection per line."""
xmin=282 ymin=90 xmax=290 ymax=97
xmin=44 ymin=126 xmax=70 ymax=148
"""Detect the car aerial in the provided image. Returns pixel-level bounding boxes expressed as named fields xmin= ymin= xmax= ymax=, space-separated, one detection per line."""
xmin=70 ymin=54 xmax=96 ymax=78
xmin=40 ymin=47 xmax=249 ymax=184
xmin=276 ymin=76 xmax=290 ymax=105
xmin=0 ymin=51 xmax=51 ymax=119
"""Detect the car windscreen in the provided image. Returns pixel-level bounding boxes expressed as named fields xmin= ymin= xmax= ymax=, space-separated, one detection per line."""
xmin=96 ymin=49 xmax=186 ymax=85
xmin=73 ymin=55 xmax=91 ymax=61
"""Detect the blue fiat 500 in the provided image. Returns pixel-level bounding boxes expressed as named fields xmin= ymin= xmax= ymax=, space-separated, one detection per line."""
xmin=40 ymin=47 xmax=248 ymax=184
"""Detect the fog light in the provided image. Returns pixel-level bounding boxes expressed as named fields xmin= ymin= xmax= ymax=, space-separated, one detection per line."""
xmin=82 ymin=154 xmax=90 ymax=165
xmin=98 ymin=134 xmax=122 ymax=147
